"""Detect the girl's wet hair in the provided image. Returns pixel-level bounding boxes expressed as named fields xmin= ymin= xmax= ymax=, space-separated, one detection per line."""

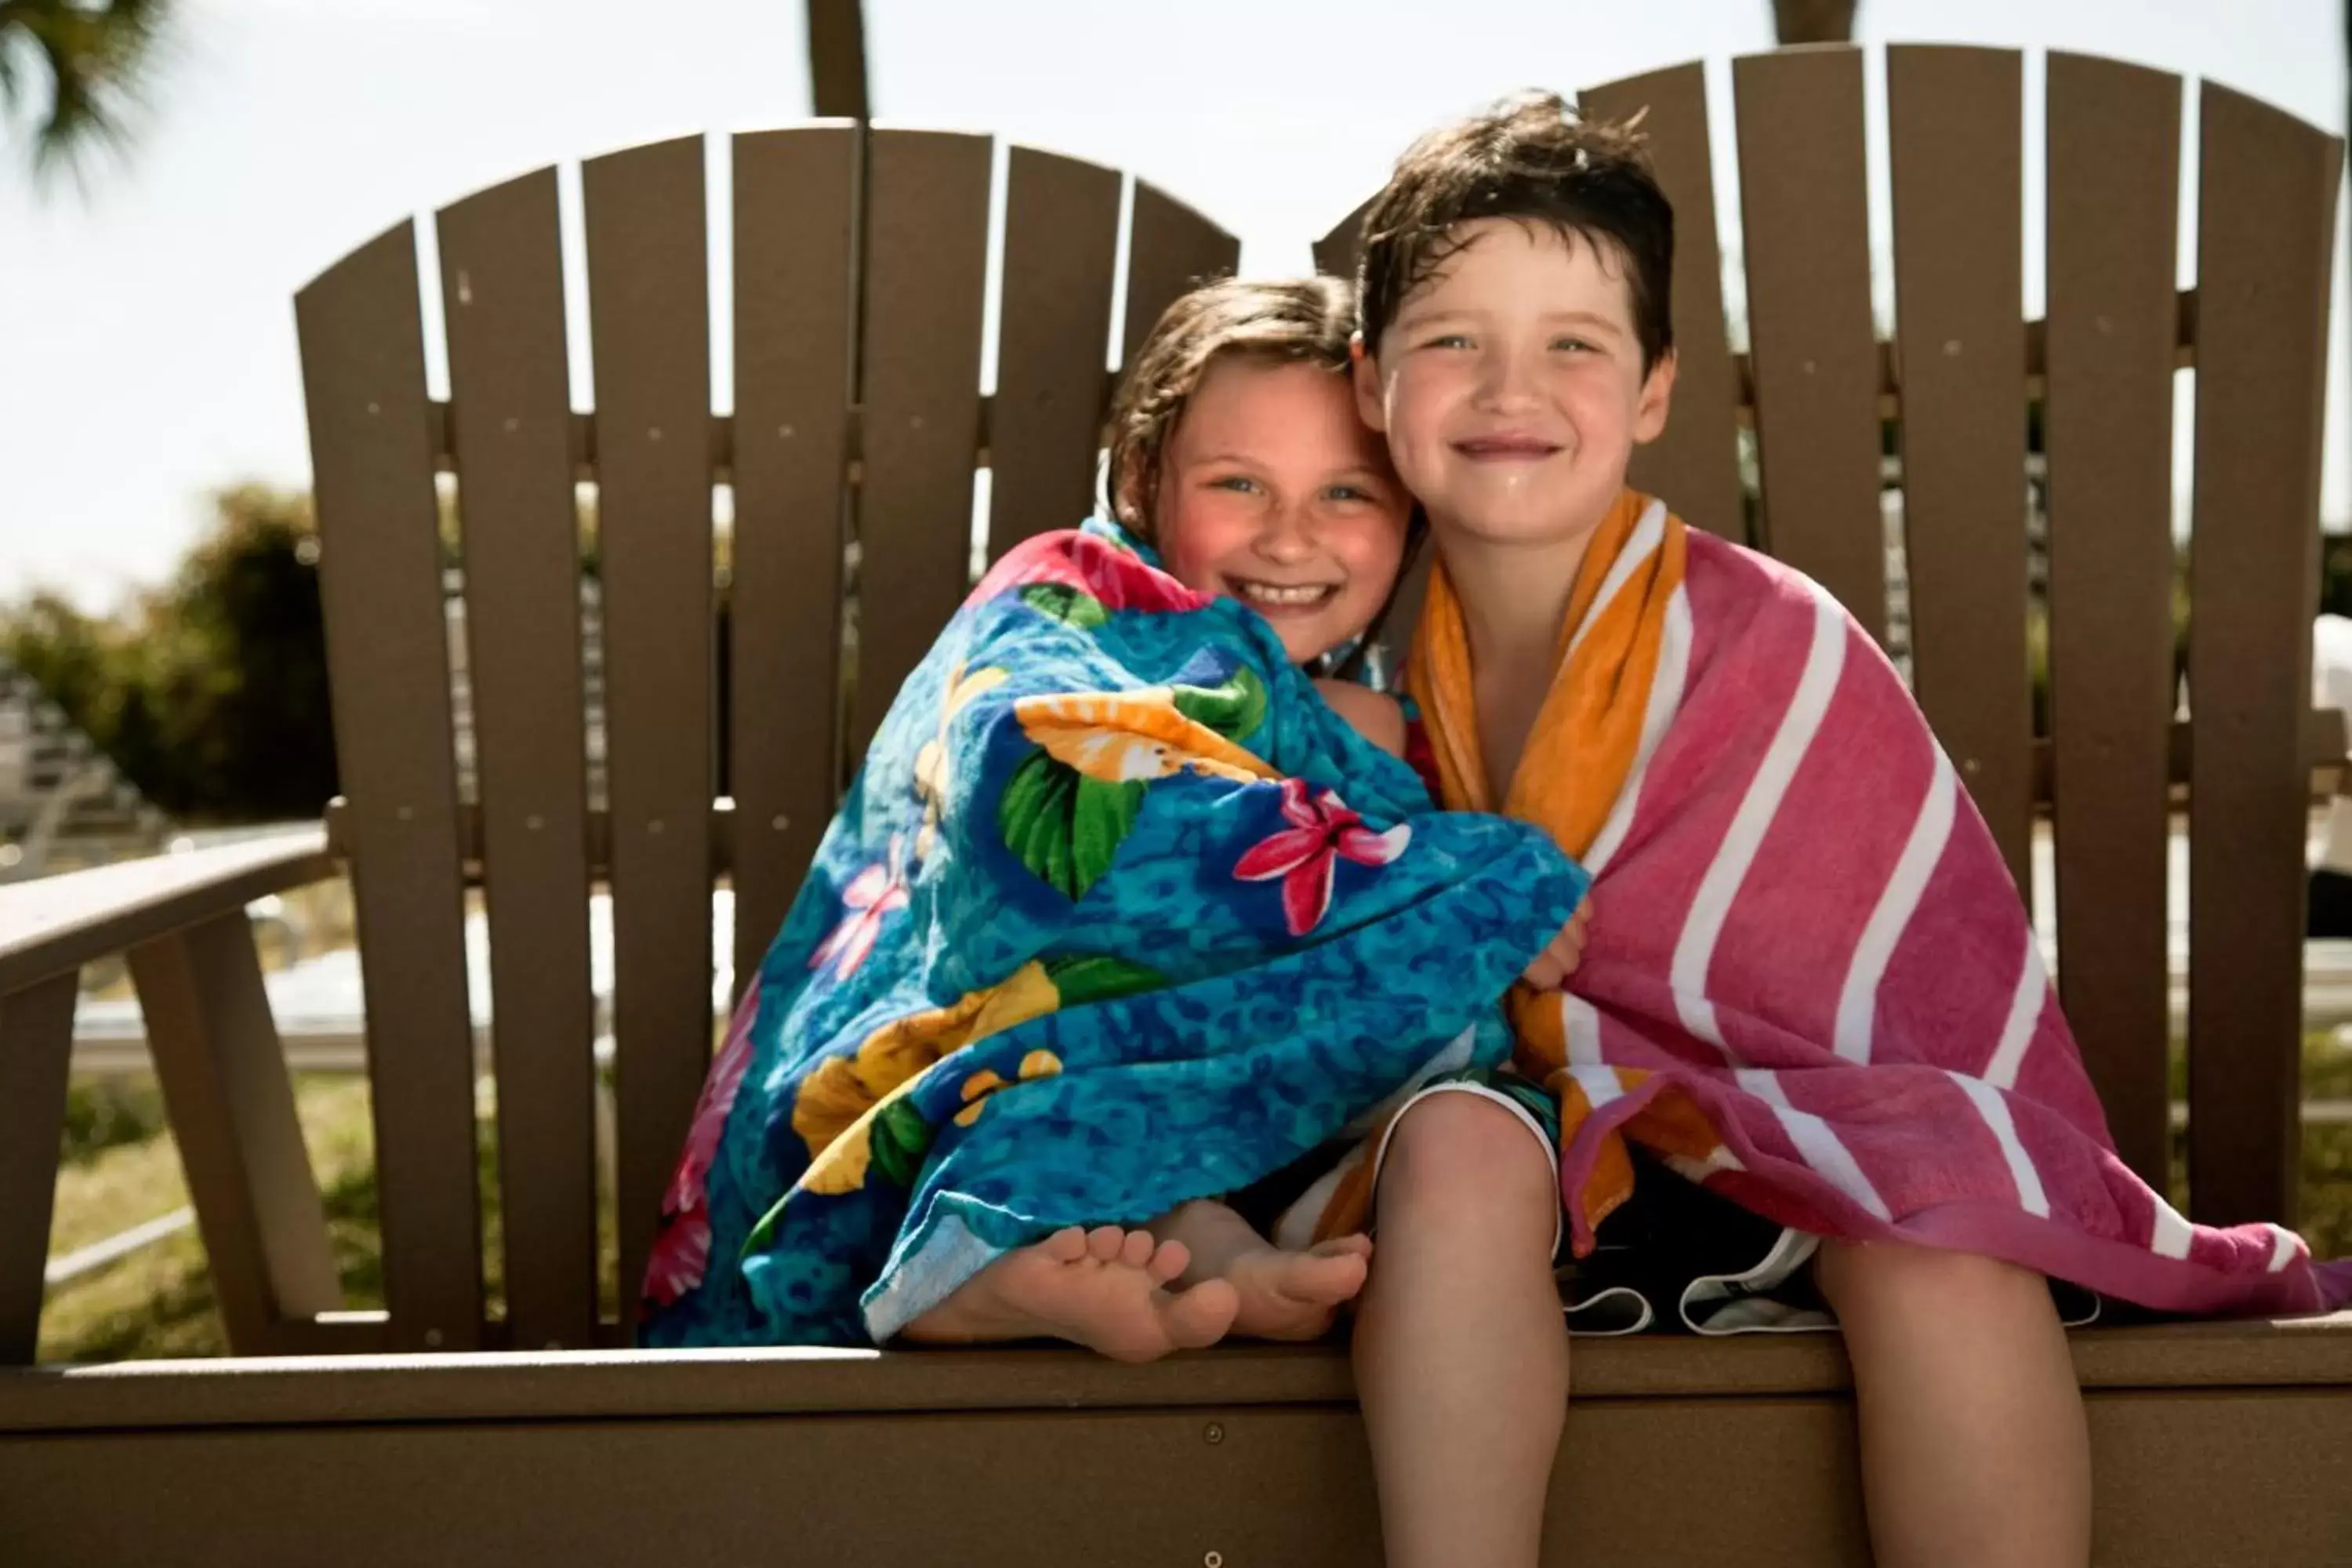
xmin=1102 ymin=274 xmax=1359 ymax=544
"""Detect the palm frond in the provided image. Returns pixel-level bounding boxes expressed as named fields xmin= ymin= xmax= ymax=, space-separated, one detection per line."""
xmin=0 ymin=0 xmax=176 ymax=180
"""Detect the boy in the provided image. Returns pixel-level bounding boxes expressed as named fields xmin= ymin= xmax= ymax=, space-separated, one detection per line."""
xmin=1345 ymin=93 xmax=2092 ymax=1568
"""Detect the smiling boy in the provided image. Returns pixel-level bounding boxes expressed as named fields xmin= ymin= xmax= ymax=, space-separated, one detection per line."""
xmin=1344 ymin=93 xmax=2092 ymax=1568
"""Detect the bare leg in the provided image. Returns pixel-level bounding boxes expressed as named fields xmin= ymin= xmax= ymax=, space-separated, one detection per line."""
xmin=1817 ymin=1240 xmax=2091 ymax=1568
xmin=899 ymin=1225 xmax=1239 ymax=1363
xmin=1352 ymin=1094 xmax=1566 ymax=1568
xmin=1152 ymin=1198 xmax=1373 ymax=1340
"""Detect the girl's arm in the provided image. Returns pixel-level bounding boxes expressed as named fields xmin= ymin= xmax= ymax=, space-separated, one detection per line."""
xmin=1312 ymin=677 xmax=1406 ymax=757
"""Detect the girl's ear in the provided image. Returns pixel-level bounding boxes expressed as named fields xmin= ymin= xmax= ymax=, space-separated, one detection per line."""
xmin=1109 ymin=452 xmax=1146 ymax=529
xmin=1633 ymin=347 xmax=1678 ymax=445
xmin=1351 ymin=334 xmax=1388 ymax=433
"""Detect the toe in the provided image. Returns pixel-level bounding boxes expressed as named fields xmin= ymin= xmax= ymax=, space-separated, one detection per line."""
xmin=1313 ymin=1234 xmax=1374 ymax=1260
xmin=1040 ymin=1227 xmax=1090 ymax=1263
xmin=1119 ymin=1228 xmax=1156 ymax=1269
xmin=1085 ymin=1225 xmax=1126 ymax=1262
xmin=1163 ymin=1279 xmax=1240 ymax=1351
xmin=1147 ymin=1237 xmax=1192 ymax=1286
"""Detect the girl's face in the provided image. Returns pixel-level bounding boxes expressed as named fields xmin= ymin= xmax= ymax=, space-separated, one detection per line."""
xmin=1154 ymin=358 xmax=1410 ymax=666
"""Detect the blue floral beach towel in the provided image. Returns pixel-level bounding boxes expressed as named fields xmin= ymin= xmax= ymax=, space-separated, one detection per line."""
xmin=639 ymin=521 xmax=1587 ymax=1347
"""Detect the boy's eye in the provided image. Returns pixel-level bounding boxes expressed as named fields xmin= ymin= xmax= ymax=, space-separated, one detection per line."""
xmin=1552 ymin=337 xmax=1597 ymax=354
xmin=1419 ymin=333 xmax=1472 ymax=350
xmin=1209 ymin=475 xmax=1261 ymax=494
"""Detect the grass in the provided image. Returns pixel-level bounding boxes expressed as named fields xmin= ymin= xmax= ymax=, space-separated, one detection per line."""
xmin=32 ymin=1035 xmax=2352 ymax=1363
xmin=37 ymin=1076 xmax=389 ymax=1362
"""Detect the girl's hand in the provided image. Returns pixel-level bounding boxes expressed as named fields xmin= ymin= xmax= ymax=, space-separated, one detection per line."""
xmin=1519 ymin=898 xmax=1593 ymax=992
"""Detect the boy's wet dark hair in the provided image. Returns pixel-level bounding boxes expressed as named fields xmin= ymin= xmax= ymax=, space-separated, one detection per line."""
xmin=1103 ymin=274 xmax=1359 ymax=544
xmin=1357 ymin=90 xmax=1675 ymax=373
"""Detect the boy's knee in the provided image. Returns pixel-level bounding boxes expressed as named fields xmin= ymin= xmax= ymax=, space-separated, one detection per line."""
xmin=1817 ymin=1239 xmax=2052 ymax=1322
xmin=1379 ymin=1092 xmax=1556 ymax=1215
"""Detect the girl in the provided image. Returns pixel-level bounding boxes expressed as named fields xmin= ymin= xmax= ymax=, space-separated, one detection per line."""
xmin=902 ymin=276 xmax=1588 ymax=1359
xmin=641 ymin=276 xmax=1590 ymax=1361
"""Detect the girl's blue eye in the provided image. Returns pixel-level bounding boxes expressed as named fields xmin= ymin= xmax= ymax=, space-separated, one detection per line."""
xmin=1327 ymin=485 xmax=1373 ymax=503
xmin=1211 ymin=475 xmax=1259 ymax=494
xmin=1427 ymin=334 xmax=1471 ymax=350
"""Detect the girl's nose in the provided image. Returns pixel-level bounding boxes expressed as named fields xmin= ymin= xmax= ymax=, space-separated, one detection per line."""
xmin=1254 ymin=501 xmax=1316 ymax=562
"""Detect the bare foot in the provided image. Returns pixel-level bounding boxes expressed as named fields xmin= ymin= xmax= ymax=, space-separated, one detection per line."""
xmin=1223 ymin=1235 xmax=1374 ymax=1341
xmin=900 ymin=1225 xmax=1240 ymax=1363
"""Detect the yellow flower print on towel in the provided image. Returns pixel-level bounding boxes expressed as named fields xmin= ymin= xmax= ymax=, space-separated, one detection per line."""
xmin=913 ymin=661 xmax=1009 ymax=862
xmin=1013 ymin=689 xmax=1276 ymax=786
xmin=954 ymin=1049 xmax=1064 ymax=1128
xmin=1000 ymin=673 xmax=1279 ymax=902
xmin=793 ymin=960 xmax=1060 ymax=1196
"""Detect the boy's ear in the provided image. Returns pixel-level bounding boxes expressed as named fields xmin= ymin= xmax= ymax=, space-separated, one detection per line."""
xmin=1633 ymin=347 xmax=1678 ymax=445
xmin=1350 ymin=333 xmax=1388 ymax=433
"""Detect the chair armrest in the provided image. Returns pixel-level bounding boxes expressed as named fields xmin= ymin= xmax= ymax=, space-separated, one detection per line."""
xmin=0 ymin=829 xmax=336 ymax=996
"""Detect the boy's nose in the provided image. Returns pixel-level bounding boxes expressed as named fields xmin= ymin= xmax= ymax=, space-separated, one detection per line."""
xmin=1473 ymin=347 xmax=1541 ymax=411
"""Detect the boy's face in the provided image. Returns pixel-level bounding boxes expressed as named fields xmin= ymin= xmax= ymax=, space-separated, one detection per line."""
xmin=1355 ymin=218 xmax=1674 ymax=550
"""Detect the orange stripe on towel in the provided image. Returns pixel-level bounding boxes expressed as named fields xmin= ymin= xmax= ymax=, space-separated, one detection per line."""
xmin=1406 ymin=488 xmax=1684 ymax=860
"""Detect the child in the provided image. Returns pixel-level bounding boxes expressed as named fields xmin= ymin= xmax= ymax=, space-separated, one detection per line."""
xmin=1342 ymin=93 xmax=2092 ymax=1568
xmin=901 ymin=275 xmax=1589 ymax=1362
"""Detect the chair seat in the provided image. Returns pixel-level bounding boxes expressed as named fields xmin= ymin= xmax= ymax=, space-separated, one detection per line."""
xmin=5 ymin=1318 xmax=2350 ymax=1567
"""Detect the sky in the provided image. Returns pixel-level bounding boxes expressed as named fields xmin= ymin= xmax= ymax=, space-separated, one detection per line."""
xmin=2 ymin=0 xmax=2347 ymax=612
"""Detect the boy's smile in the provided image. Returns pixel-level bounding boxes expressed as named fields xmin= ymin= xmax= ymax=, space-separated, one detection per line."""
xmin=1356 ymin=218 xmax=1674 ymax=553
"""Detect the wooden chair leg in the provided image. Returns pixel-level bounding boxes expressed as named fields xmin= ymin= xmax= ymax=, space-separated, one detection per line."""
xmin=0 ymin=971 xmax=78 ymax=1365
xmin=129 ymin=913 xmax=342 ymax=1354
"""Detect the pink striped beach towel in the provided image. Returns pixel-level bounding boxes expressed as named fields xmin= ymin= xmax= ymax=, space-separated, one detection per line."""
xmin=1406 ymin=488 xmax=2349 ymax=1318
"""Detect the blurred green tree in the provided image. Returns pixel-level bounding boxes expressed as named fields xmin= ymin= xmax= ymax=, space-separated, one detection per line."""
xmin=4 ymin=484 xmax=339 ymax=822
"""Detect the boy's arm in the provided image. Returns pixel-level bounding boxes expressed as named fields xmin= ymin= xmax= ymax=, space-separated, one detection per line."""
xmin=1312 ymin=678 xmax=1406 ymax=757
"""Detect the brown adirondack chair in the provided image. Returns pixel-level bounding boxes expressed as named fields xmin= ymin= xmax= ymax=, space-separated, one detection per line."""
xmin=5 ymin=44 xmax=2351 ymax=1566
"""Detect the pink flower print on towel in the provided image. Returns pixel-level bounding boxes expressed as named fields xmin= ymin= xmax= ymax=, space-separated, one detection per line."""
xmin=1233 ymin=778 xmax=1410 ymax=937
xmin=810 ymin=836 xmax=911 ymax=982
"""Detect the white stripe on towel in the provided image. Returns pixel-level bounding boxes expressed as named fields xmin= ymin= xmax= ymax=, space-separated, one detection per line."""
xmin=1568 ymin=1062 xmax=1626 ymax=1109
xmin=1675 ymin=586 xmax=1848 ymax=1053
xmin=1565 ymin=499 xmax=1668 ymax=664
xmin=1585 ymin=583 xmax=1693 ymax=878
xmin=1562 ymin=992 xmax=1606 ymax=1068
xmin=1946 ymin=1070 xmax=2050 ymax=1218
xmin=1835 ymin=751 xmax=1958 ymax=1063
xmin=2267 ymin=1223 xmax=2303 ymax=1272
xmin=1984 ymin=925 xmax=2051 ymax=1090
xmin=1737 ymin=1067 xmax=1893 ymax=1221
xmin=2149 ymin=1196 xmax=2194 ymax=1260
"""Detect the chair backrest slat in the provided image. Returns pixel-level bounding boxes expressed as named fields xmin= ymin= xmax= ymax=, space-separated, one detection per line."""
xmin=1582 ymin=63 xmax=1746 ymax=543
xmin=1732 ymin=46 xmax=1889 ymax=644
xmin=2186 ymin=82 xmax=2342 ymax=1227
xmin=1120 ymin=181 xmax=1241 ymax=365
xmin=581 ymin=135 xmax=720 ymax=1335
xmin=988 ymin=146 xmax=1123 ymax=561
xmin=851 ymin=129 xmax=994 ymax=759
xmin=296 ymin=222 xmax=485 ymax=1352
xmin=1309 ymin=196 xmax=1374 ymax=282
xmin=1886 ymin=45 xmax=2034 ymax=890
xmin=436 ymin=167 xmax=600 ymax=1348
xmin=728 ymin=125 xmax=858 ymax=1000
xmin=2042 ymin=52 xmax=2183 ymax=1188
